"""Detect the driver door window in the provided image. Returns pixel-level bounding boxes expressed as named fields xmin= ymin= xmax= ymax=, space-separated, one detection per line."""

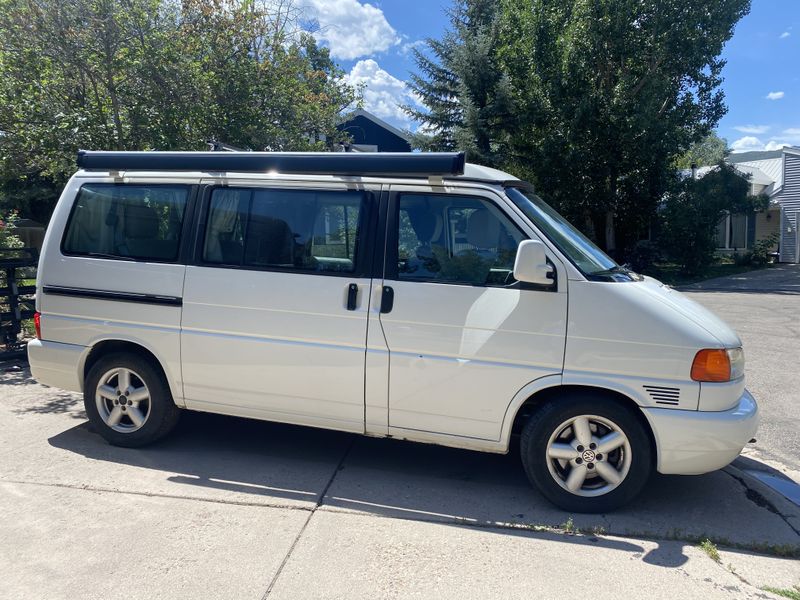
xmin=396 ymin=194 xmax=525 ymax=286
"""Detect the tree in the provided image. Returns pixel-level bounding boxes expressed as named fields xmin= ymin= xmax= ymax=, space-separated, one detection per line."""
xmin=0 ymin=0 xmax=356 ymax=220
xmin=404 ymin=0 xmax=513 ymax=167
xmin=492 ymin=0 xmax=750 ymax=257
xmin=674 ymin=132 xmax=729 ymax=169
xmin=659 ymin=164 xmax=766 ymax=274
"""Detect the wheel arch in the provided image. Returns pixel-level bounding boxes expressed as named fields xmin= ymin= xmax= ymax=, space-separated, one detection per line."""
xmin=501 ymin=380 xmax=657 ymax=463
xmin=79 ymin=338 xmax=182 ymax=406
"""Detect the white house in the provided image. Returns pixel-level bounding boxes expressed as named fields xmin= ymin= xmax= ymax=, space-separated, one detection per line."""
xmin=688 ymin=147 xmax=799 ymax=262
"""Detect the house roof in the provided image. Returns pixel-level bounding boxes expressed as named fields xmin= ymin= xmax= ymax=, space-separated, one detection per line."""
xmin=726 ymin=149 xmax=784 ymax=163
xmin=728 ymin=156 xmax=784 ymax=190
xmin=684 ymin=147 xmax=800 ymax=198
xmin=339 ymin=108 xmax=412 ymax=143
xmin=732 ymin=163 xmax=775 ymax=186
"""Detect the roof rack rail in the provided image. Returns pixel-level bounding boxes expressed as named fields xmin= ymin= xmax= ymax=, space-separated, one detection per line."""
xmin=76 ymin=150 xmax=466 ymax=176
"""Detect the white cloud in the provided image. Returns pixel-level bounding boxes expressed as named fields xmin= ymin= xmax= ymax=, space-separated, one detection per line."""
xmin=779 ymin=31 xmax=790 ymax=39
xmin=733 ymin=124 xmax=770 ymax=134
xmin=766 ymin=91 xmax=785 ymax=100
xmin=400 ymin=39 xmax=427 ymax=56
xmin=303 ymin=0 xmax=400 ymax=61
xmin=730 ymin=136 xmax=764 ymax=152
xmin=344 ymin=59 xmax=421 ymax=128
xmin=765 ymin=140 xmax=790 ymax=151
xmin=730 ymin=136 xmax=791 ymax=153
xmin=783 ymin=128 xmax=800 ymax=136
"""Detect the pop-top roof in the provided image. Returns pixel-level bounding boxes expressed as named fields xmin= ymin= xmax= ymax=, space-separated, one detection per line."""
xmin=77 ymin=150 xmax=467 ymax=177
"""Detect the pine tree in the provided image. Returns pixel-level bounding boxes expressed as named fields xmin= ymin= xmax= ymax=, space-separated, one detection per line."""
xmin=404 ymin=0 xmax=512 ymax=167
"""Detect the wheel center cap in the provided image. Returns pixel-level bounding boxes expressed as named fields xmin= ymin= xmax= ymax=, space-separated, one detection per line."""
xmin=581 ymin=450 xmax=596 ymax=463
xmin=118 ymin=396 xmax=127 ymax=406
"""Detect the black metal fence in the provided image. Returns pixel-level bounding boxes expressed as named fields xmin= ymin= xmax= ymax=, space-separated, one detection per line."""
xmin=0 ymin=248 xmax=38 ymax=360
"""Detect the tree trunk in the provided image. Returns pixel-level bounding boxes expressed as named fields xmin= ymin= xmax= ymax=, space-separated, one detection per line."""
xmin=604 ymin=210 xmax=616 ymax=256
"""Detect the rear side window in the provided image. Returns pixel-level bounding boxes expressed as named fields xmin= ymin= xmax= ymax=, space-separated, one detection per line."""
xmin=62 ymin=184 xmax=189 ymax=262
xmin=203 ymin=187 xmax=364 ymax=273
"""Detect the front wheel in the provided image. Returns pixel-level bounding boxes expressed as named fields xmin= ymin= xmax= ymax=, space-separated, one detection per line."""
xmin=520 ymin=396 xmax=653 ymax=513
xmin=84 ymin=352 xmax=181 ymax=448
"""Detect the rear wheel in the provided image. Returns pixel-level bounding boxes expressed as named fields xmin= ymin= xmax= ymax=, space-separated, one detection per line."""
xmin=520 ymin=395 xmax=652 ymax=513
xmin=84 ymin=352 xmax=181 ymax=447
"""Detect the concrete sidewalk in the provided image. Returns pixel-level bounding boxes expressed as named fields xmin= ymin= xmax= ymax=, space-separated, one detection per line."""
xmin=1 ymin=366 xmax=798 ymax=599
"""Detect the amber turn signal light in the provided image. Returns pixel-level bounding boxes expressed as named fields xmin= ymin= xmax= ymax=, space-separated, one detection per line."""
xmin=691 ymin=349 xmax=731 ymax=382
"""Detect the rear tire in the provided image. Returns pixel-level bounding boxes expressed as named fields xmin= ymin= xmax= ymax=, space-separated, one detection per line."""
xmin=84 ymin=352 xmax=181 ymax=448
xmin=520 ymin=394 xmax=652 ymax=513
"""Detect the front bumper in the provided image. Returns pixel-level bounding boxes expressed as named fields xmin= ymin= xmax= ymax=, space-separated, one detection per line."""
xmin=643 ymin=389 xmax=759 ymax=475
xmin=27 ymin=338 xmax=85 ymax=393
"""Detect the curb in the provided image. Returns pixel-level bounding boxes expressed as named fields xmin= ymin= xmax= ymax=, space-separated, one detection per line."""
xmin=723 ymin=464 xmax=800 ymax=538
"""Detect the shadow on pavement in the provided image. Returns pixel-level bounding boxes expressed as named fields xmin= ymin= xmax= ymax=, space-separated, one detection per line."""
xmin=46 ymin=411 xmax=666 ymax=561
xmin=677 ymin=264 xmax=800 ymax=295
xmin=44 ymin=411 xmax=800 ymax=565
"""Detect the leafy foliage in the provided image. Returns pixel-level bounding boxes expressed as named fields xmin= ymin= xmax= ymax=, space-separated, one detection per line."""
xmin=674 ymin=132 xmax=729 ymax=169
xmin=0 ymin=0 xmax=356 ymax=220
xmin=405 ymin=0 xmax=513 ymax=167
xmin=747 ymin=231 xmax=779 ymax=266
xmin=497 ymin=0 xmax=750 ymax=256
xmin=409 ymin=0 xmax=751 ymax=258
xmin=0 ymin=210 xmax=24 ymax=250
xmin=658 ymin=164 xmax=766 ymax=275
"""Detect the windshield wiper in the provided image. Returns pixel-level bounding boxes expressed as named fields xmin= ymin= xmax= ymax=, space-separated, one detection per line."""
xmin=590 ymin=265 xmax=629 ymax=276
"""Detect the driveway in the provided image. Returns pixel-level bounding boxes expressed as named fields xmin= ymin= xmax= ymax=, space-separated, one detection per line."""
xmin=681 ymin=264 xmax=800 ymax=472
xmin=0 ymin=364 xmax=798 ymax=599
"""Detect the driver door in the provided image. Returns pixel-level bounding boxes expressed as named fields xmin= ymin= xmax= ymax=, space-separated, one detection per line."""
xmin=377 ymin=185 xmax=568 ymax=441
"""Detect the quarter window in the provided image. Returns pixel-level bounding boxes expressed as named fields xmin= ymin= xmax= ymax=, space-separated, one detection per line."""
xmin=396 ymin=194 xmax=525 ymax=286
xmin=203 ymin=188 xmax=364 ymax=273
xmin=62 ymin=184 xmax=189 ymax=261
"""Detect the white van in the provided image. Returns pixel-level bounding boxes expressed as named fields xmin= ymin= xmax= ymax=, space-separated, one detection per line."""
xmin=28 ymin=150 xmax=758 ymax=512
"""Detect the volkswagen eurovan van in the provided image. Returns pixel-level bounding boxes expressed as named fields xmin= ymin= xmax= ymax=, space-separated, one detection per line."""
xmin=28 ymin=150 xmax=759 ymax=512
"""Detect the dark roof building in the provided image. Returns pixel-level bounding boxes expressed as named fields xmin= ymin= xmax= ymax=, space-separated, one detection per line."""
xmin=335 ymin=109 xmax=412 ymax=153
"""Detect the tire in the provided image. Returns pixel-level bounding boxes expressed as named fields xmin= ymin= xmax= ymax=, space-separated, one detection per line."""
xmin=84 ymin=352 xmax=181 ymax=448
xmin=520 ymin=394 xmax=652 ymax=513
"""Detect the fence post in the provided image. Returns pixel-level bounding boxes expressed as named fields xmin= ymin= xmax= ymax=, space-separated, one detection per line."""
xmin=0 ymin=248 xmax=38 ymax=360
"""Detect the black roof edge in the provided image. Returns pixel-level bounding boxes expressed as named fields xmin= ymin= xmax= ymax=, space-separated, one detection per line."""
xmin=77 ymin=150 xmax=466 ymax=176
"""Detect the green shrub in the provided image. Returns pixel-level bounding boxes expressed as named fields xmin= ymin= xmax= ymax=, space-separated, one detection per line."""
xmin=0 ymin=211 xmax=24 ymax=250
xmin=750 ymin=232 xmax=779 ymax=266
xmin=658 ymin=164 xmax=768 ymax=275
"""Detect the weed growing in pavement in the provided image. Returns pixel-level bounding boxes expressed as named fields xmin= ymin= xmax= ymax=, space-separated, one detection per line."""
xmin=560 ymin=516 xmax=575 ymax=533
xmin=762 ymin=585 xmax=800 ymax=600
xmin=700 ymin=539 xmax=721 ymax=563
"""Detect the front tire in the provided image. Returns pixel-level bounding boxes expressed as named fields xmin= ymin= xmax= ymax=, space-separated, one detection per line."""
xmin=84 ymin=352 xmax=181 ymax=448
xmin=520 ymin=395 xmax=652 ymax=513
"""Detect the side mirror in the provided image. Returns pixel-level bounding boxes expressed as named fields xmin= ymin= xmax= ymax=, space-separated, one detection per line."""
xmin=513 ymin=239 xmax=554 ymax=286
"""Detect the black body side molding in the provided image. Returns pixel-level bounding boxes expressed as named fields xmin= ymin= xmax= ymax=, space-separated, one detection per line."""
xmin=42 ymin=286 xmax=182 ymax=307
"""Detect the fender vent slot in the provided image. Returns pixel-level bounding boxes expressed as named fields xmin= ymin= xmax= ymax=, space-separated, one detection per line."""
xmin=643 ymin=385 xmax=681 ymax=406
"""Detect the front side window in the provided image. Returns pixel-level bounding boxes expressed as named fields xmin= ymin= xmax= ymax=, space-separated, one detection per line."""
xmin=203 ymin=187 xmax=364 ymax=273
xmin=396 ymin=194 xmax=525 ymax=286
xmin=62 ymin=184 xmax=189 ymax=261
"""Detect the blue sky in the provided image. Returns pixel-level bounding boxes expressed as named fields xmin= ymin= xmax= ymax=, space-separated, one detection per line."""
xmin=304 ymin=0 xmax=800 ymax=153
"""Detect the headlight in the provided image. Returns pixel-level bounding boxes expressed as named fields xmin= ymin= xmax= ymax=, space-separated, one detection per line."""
xmin=691 ymin=347 xmax=744 ymax=382
xmin=727 ymin=347 xmax=745 ymax=380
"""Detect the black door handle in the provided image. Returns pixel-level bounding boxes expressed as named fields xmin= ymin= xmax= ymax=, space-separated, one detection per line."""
xmin=346 ymin=283 xmax=359 ymax=311
xmin=380 ymin=286 xmax=394 ymax=314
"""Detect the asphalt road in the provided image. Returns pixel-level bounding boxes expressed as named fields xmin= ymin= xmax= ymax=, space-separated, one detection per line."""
xmin=681 ymin=264 xmax=800 ymax=472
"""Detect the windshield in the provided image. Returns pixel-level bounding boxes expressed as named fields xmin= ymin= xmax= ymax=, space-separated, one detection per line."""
xmin=505 ymin=187 xmax=619 ymax=276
